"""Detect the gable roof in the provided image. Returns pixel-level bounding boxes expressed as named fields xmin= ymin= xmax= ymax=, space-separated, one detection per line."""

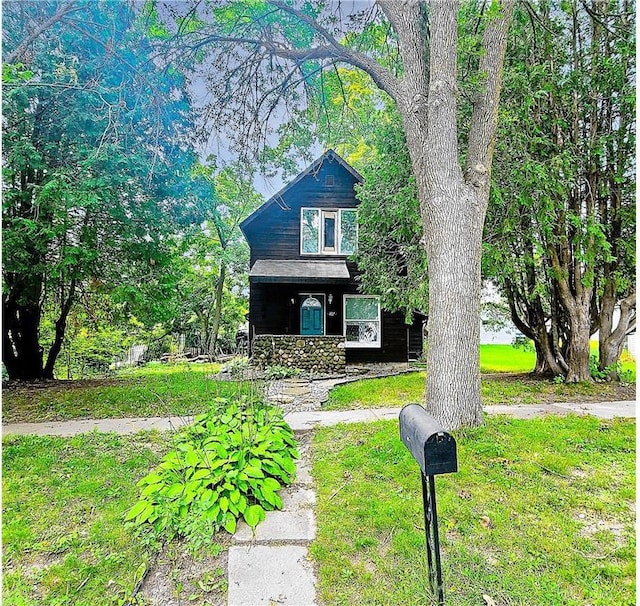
xmin=240 ymin=149 xmax=362 ymax=233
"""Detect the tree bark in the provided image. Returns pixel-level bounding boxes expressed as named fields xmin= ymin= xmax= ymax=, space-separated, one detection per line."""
xmin=43 ymin=278 xmax=77 ymax=379
xmin=598 ymin=290 xmax=636 ymax=380
xmin=548 ymin=237 xmax=594 ymax=383
xmin=2 ymin=296 xmax=45 ymax=381
xmin=377 ymin=0 xmax=512 ymax=428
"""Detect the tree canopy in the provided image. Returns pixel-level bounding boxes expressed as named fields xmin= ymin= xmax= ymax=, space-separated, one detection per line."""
xmin=2 ymin=0 xmax=198 ymax=379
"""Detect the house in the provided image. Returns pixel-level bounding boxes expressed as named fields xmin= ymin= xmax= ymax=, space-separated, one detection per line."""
xmin=240 ymin=149 xmax=424 ymax=372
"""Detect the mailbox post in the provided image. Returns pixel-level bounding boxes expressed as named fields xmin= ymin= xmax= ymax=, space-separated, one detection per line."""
xmin=399 ymin=404 xmax=458 ymax=605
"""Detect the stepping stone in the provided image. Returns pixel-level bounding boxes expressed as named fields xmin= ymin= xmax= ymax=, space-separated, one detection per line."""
xmin=295 ymin=459 xmax=313 ymax=485
xmin=227 ymin=544 xmax=317 ymax=606
xmin=234 ymin=488 xmax=316 ymax=543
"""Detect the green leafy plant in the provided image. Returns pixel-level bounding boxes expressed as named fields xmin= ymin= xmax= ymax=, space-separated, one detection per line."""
xmin=588 ymin=355 xmax=627 ymax=383
xmin=125 ymin=395 xmax=298 ymax=550
xmin=264 ymin=364 xmax=303 ymax=380
xmin=220 ymin=356 xmax=252 ymax=378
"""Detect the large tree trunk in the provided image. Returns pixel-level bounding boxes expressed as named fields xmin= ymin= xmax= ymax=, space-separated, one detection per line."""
xmin=3 ymin=296 xmax=46 ymax=381
xmin=381 ymin=0 xmax=512 ymax=428
xmin=549 ymin=240 xmax=594 ymax=382
xmin=532 ymin=328 xmax=567 ymax=378
xmin=564 ymin=304 xmax=593 ymax=382
xmin=422 ymin=187 xmax=485 ymax=427
xmin=503 ymin=279 xmax=568 ymax=378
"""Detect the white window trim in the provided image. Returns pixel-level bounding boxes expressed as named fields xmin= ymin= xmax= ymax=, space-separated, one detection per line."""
xmin=300 ymin=208 xmax=320 ymax=255
xmin=343 ymin=294 xmax=381 ymax=348
xmin=300 ymin=207 xmax=357 ymax=256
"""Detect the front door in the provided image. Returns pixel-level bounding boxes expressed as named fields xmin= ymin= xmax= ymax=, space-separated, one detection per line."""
xmin=300 ymin=295 xmax=324 ymax=335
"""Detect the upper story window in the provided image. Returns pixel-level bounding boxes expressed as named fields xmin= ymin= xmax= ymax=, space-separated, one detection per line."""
xmin=301 ymin=208 xmax=357 ymax=256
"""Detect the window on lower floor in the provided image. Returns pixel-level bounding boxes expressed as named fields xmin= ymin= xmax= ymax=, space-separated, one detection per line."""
xmin=344 ymin=295 xmax=381 ymax=348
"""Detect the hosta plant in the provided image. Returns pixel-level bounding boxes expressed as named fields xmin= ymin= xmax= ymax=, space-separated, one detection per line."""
xmin=125 ymin=396 xmax=298 ymax=549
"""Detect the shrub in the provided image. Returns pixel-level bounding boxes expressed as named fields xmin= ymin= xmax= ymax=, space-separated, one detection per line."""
xmin=220 ymin=356 xmax=252 ymax=378
xmin=264 ymin=365 xmax=303 ymax=380
xmin=125 ymin=395 xmax=298 ymax=551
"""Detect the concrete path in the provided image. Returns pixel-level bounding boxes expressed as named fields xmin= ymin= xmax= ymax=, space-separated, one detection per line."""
xmin=228 ymin=440 xmax=317 ymax=606
xmin=2 ymin=400 xmax=635 ymax=606
xmin=3 ymin=400 xmax=635 ymax=437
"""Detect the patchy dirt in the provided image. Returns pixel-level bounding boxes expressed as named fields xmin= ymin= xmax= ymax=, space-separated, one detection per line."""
xmin=482 ymin=372 xmax=636 ymax=403
xmin=139 ymin=538 xmax=231 ymax=606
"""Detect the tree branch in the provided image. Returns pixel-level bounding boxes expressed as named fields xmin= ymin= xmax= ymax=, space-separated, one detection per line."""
xmin=465 ymin=0 xmax=515 ymax=192
xmin=266 ymin=0 xmax=400 ymax=100
xmin=5 ymin=1 xmax=86 ymax=64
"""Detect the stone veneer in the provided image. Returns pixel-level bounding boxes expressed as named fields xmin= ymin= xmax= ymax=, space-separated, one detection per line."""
xmin=252 ymin=335 xmax=346 ymax=374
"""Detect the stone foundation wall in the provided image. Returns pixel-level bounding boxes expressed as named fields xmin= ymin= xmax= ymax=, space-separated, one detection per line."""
xmin=252 ymin=335 xmax=346 ymax=374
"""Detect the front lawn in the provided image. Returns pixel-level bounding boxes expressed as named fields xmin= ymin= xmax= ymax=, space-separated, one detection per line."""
xmin=325 ymin=371 xmax=635 ymax=410
xmin=2 ymin=429 xmax=230 ymax=606
xmin=311 ymin=415 xmax=636 ymax=605
xmin=325 ymin=344 xmax=636 ymax=410
xmin=2 ymin=431 xmax=171 ymax=605
xmin=2 ymin=362 xmax=262 ymax=423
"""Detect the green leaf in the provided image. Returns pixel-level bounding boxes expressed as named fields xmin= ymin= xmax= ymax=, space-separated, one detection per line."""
xmin=262 ymin=477 xmax=281 ymax=492
xmin=185 ymin=449 xmax=200 ymax=467
xmin=260 ymin=487 xmax=278 ymax=507
xmin=191 ymin=468 xmax=210 ymax=481
xmin=141 ymin=482 xmax=164 ymax=497
xmin=166 ymin=483 xmax=184 ymax=498
xmin=244 ymin=466 xmax=265 ymax=478
xmin=223 ymin=515 xmax=237 ymax=534
xmin=125 ymin=499 xmax=151 ymax=521
xmin=243 ymin=504 xmax=265 ymax=529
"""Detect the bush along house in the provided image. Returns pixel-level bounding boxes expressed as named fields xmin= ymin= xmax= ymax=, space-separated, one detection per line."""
xmin=240 ymin=149 xmax=425 ymax=374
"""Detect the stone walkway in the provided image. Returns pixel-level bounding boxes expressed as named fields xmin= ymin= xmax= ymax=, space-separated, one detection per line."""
xmin=2 ymin=382 xmax=636 ymax=606
xmin=228 ymin=434 xmax=317 ymax=606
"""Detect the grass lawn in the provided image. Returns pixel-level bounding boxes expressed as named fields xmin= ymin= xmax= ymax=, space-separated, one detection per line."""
xmin=2 ymin=362 xmax=262 ymax=424
xmin=479 ymin=343 xmax=540 ymax=373
xmin=310 ymin=415 xmax=636 ymax=605
xmin=480 ymin=343 xmax=636 ymax=376
xmin=2 ymin=431 xmax=171 ymax=605
xmin=325 ymin=371 xmax=635 ymax=410
xmin=325 ymin=344 xmax=636 ymax=410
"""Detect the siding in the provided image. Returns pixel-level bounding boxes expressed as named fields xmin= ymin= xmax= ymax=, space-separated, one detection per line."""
xmin=249 ymin=281 xmax=417 ymax=363
xmin=243 ymin=155 xmax=359 ymax=265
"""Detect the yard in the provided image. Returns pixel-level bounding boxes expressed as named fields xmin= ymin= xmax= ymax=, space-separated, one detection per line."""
xmin=2 ymin=347 xmax=636 ymax=605
xmin=311 ymin=416 xmax=636 ymax=605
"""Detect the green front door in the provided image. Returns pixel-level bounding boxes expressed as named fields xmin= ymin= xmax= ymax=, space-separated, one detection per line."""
xmin=300 ymin=296 xmax=323 ymax=335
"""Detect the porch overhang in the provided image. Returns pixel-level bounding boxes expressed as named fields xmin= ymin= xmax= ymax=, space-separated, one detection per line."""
xmin=249 ymin=259 xmax=351 ymax=283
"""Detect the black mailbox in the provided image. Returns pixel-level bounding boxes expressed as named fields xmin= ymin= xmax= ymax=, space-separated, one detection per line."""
xmin=399 ymin=404 xmax=458 ymax=605
xmin=399 ymin=404 xmax=457 ymax=476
